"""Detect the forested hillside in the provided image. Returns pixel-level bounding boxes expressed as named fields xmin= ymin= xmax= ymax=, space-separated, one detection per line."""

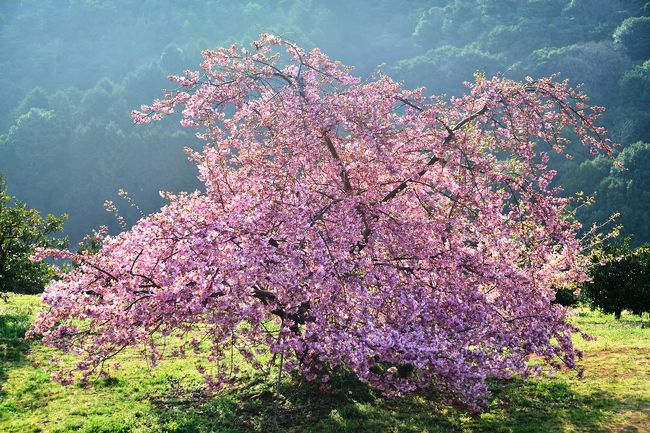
xmin=1 ymin=0 xmax=649 ymax=243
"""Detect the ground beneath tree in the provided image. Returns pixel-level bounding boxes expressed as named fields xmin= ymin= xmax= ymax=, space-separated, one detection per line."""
xmin=1 ymin=294 xmax=648 ymax=433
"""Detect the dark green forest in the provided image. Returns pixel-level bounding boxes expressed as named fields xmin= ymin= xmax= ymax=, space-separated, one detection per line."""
xmin=1 ymin=0 xmax=649 ymax=244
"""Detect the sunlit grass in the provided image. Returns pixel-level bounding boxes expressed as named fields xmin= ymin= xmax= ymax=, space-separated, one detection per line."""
xmin=1 ymin=294 xmax=648 ymax=432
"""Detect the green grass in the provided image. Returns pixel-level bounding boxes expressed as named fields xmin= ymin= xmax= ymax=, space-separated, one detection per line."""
xmin=1 ymin=294 xmax=648 ymax=433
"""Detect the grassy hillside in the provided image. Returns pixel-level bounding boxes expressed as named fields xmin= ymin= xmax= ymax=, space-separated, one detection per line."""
xmin=1 ymin=294 xmax=648 ymax=433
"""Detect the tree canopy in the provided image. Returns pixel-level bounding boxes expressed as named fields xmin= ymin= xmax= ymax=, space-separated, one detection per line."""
xmin=31 ymin=36 xmax=614 ymax=409
xmin=583 ymin=238 xmax=650 ymax=319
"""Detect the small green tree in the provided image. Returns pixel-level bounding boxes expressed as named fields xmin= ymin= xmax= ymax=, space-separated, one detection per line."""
xmin=583 ymin=238 xmax=650 ymax=319
xmin=0 ymin=174 xmax=67 ymax=296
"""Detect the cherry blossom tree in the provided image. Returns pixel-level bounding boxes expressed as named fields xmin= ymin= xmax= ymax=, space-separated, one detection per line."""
xmin=30 ymin=35 xmax=616 ymax=409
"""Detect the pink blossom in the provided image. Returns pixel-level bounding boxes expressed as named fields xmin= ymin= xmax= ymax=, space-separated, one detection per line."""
xmin=30 ymin=35 xmax=617 ymax=410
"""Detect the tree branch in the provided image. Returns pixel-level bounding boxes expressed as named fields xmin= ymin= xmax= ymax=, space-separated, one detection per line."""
xmin=381 ymin=105 xmax=487 ymax=203
xmin=322 ymin=133 xmax=353 ymax=194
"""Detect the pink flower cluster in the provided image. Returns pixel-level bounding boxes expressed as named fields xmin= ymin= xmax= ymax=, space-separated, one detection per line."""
xmin=30 ymin=35 xmax=615 ymax=409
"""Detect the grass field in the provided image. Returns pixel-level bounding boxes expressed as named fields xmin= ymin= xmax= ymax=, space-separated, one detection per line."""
xmin=1 ymin=294 xmax=648 ymax=433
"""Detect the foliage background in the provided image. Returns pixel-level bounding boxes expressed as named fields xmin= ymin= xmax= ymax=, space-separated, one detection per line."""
xmin=1 ymin=0 xmax=649 ymax=244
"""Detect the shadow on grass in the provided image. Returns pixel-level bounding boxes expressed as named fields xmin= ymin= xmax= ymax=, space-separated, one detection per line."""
xmin=147 ymin=369 xmax=646 ymax=433
xmin=0 ymin=306 xmax=32 ymax=400
xmin=574 ymin=309 xmax=650 ymax=328
xmin=480 ymin=378 xmax=645 ymax=433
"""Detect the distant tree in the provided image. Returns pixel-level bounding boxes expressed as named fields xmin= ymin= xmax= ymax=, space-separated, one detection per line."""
xmin=393 ymin=45 xmax=501 ymax=94
xmin=528 ymin=42 xmax=631 ymax=101
xmin=596 ymin=142 xmax=650 ymax=243
xmin=412 ymin=6 xmax=446 ymax=45
xmin=613 ymin=16 xmax=650 ymax=60
xmin=0 ymin=108 xmax=72 ymax=210
xmin=557 ymin=141 xmax=650 ymax=246
xmin=583 ymin=239 xmax=650 ymax=319
xmin=558 ymin=155 xmax=610 ymax=197
xmin=0 ymin=174 xmax=67 ymax=296
xmin=158 ymin=44 xmax=185 ymax=74
xmin=12 ymin=87 xmax=50 ymax=120
xmin=620 ymin=60 xmax=650 ymax=103
xmin=617 ymin=61 xmax=650 ymax=143
xmin=564 ymin=0 xmax=628 ymax=27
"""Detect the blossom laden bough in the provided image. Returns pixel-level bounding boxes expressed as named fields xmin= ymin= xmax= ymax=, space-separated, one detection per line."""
xmin=30 ymin=35 xmax=615 ymax=409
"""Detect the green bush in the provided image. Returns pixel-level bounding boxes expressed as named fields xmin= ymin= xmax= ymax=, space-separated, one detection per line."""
xmin=553 ymin=286 xmax=580 ymax=307
xmin=582 ymin=238 xmax=650 ymax=319
xmin=0 ymin=174 xmax=67 ymax=295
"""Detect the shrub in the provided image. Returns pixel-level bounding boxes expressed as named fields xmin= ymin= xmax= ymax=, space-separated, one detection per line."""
xmin=583 ymin=238 xmax=650 ymax=319
xmin=0 ymin=174 xmax=67 ymax=296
